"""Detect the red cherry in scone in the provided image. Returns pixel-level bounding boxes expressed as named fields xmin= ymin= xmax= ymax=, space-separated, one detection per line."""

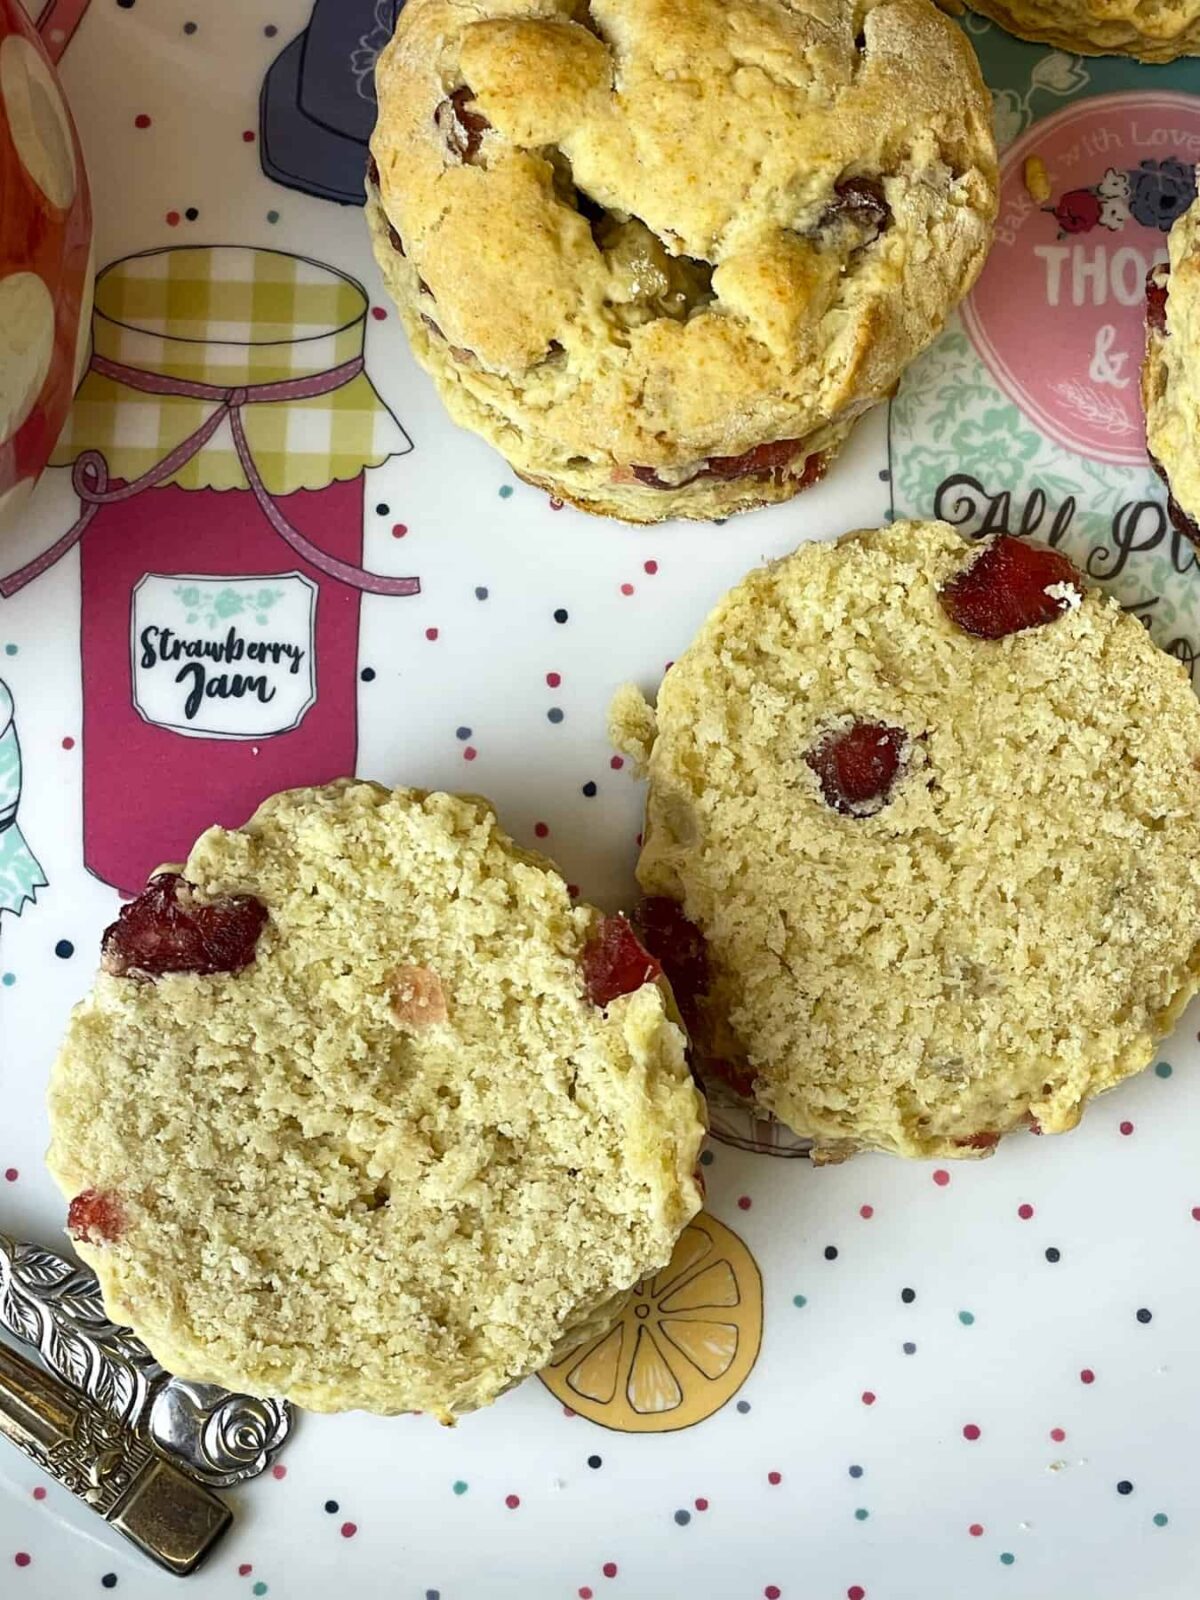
xmin=67 ymin=1189 xmax=125 ymax=1245
xmin=582 ymin=914 xmax=662 ymax=1008
xmin=938 ymin=535 xmax=1081 ymax=640
xmin=101 ymin=873 xmax=268 ymax=978
xmin=807 ymin=722 xmax=907 ymax=816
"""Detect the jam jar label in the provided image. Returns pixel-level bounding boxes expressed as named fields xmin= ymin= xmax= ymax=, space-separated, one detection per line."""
xmin=131 ymin=571 xmax=317 ymax=739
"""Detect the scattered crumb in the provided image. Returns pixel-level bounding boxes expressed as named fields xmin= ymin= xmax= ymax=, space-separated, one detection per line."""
xmin=1045 ymin=580 xmax=1082 ymax=610
xmin=1024 ymin=154 xmax=1052 ymax=203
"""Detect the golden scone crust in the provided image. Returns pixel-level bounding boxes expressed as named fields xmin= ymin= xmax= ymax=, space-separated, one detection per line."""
xmin=47 ymin=781 xmax=705 ymax=1418
xmin=1144 ymin=199 xmax=1200 ymax=529
xmin=967 ymin=0 xmax=1200 ymax=60
xmin=368 ymin=0 xmax=997 ymax=523
xmin=614 ymin=522 xmax=1200 ymax=1161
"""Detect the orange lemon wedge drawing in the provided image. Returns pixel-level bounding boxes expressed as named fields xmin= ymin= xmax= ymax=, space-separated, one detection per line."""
xmin=540 ymin=1212 xmax=763 ymax=1432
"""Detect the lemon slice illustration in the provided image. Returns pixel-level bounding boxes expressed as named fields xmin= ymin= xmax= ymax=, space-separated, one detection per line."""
xmin=540 ymin=1213 xmax=763 ymax=1432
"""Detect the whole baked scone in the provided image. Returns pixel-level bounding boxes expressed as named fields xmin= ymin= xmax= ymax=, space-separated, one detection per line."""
xmin=612 ymin=522 xmax=1200 ymax=1162
xmin=47 ymin=781 xmax=705 ymax=1417
xmin=1144 ymin=200 xmax=1200 ymax=543
xmin=967 ymin=0 xmax=1200 ymax=60
xmin=367 ymin=0 xmax=997 ymax=523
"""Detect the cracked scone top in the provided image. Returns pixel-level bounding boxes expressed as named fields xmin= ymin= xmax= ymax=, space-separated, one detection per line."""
xmin=1144 ymin=200 xmax=1200 ymax=542
xmin=612 ymin=522 xmax=1200 ymax=1161
xmin=367 ymin=0 xmax=996 ymax=523
xmin=967 ymin=0 xmax=1200 ymax=60
xmin=47 ymin=781 xmax=705 ymax=1417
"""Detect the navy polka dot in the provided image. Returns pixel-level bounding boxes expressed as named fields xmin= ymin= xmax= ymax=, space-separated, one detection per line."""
xmin=554 ymin=608 xmax=569 ymax=624
xmin=1045 ymin=1248 xmax=1061 ymax=1263
xmin=456 ymin=726 xmax=472 ymax=740
xmin=674 ymin=1510 xmax=691 ymax=1525
xmin=376 ymin=503 xmax=390 ymax=516
xmin=1136 ymin=1308 xmax=1152 ymax=1324
xmin=824 ymin=1245 xmax=838 ymax=1261
xmin=360 ymin=668 xmax=376 ymax=682
xmin=325 ymin=1500 xmax=339 ymax=1513
xmin=901 ymin=1287 xmax=916 ymax=1303
xmin=101 ymin=1579 xmax=118 ymax=1591
xmin=55 ymin=940 xmax=74 ymax=960
xmin=548 ymin=708 xmax=565 ymax=724
xmin=582 ymin=781 xmax=597 ymax=797
xmin=736 ymin=1400 xmax=751 ymax=1414
xmin=475 ymin=587 xmax=489 ymax=600
xmin=587 ymin=1455 xmax=602 ymax=1469
xmin=1118 ymin=1481 xmax=1134 ymax=1495
xmin=184 ymin=206 xmax=199 ymax=221
xmin=849 ymin=1464 xmax=864 ymax=1479
xmin=902 ymin=1342 xmax=916 ymax=1355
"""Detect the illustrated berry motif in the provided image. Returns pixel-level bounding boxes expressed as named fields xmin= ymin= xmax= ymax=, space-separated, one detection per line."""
xmin=100 ymin=873 xmax=268 ymax=978
xmin=582 ymin=915 xmax=663 ymax=1008
xmin=938 ymin=535 xmax=1081 ymax=640
xmin=67 ymin=1189 xmax=125 ymax=1245
xmin=1045 ymin=160 xmax=1195 ymax=237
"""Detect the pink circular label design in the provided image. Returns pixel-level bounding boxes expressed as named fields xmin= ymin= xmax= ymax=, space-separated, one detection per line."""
xmin=963 ymin=92 xmax=1200 ymax=467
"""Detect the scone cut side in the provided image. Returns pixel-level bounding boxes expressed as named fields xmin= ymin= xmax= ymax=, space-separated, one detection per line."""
xmin=47 ymin=780 xmax=705 ymax=1419
xmin=368 ymin=0 xmax=997 ymax=522
xmin=614 ymin=522 xmax=1200 ymax=1161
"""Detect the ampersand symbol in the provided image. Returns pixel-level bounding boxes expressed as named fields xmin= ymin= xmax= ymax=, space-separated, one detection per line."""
xmin=1088 ymin=323 xmax=1130 ymax=389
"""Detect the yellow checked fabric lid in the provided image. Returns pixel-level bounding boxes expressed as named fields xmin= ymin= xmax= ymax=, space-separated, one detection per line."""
xmin=51 ymin=245 xmax=410 ymax=494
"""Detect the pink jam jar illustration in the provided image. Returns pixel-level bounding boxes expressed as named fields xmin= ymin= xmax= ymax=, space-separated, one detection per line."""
xmin=963 ymin=93 xmax=1200 ymax=467
xmin=1 ymin=245 xmax=416 ymax=894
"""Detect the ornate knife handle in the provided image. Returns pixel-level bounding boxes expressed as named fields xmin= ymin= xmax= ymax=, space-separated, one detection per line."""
xmin=0 ymin=1232 xmax=290 ymax=1488
xmin=0 ymin=1339 xmax=231 ymax=1575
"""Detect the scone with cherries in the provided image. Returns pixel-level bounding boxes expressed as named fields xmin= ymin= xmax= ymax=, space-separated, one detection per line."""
xmin=368 ymin=0 xmax=996 ymax=522
xmin=613 ymin=522 xmax=1200 ymax=1161
xmin=48 ymin=781 xmax=705 ymax=1418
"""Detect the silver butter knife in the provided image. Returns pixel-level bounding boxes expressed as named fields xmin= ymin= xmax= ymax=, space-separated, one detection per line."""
xmin=0 ymin=1232 xmax=292 ymax=1574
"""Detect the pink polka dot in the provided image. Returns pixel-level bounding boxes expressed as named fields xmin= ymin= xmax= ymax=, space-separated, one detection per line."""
xmin=505 ymin=1494 xmax=520 ymax=1509
xmin=1080 ymin=1368 xmax=1095 ymax=1384
xmin=547 ymin=671 xmax=562 ymax=688
xmin=242 ymin=129 xmax=256 ymax=142
xmin=534 ymin=822 xmax=549 ymax=838
xmin=644 ymin=560 xmax=658 ymax=575
xmin=425 ymin=627 xmax=439 ymax=641
xmin=1050 ymin=1427 xmax=1066 ymax=1442
xmin=239 ymin=1565 xmax=252 ymax=1577
xmin=562 ymin=1405 xmax=576 ymax=1418
xmin=134 ymin=113 xmax=151 ymax=128
xmin=1119 ymin=1121 xmax=1134 ymax=1136
xmin=620 ymin=583 xmax=634 ymax=596
xmin=272 ymin=1464 xmax=287 ymax=1480
xmin=166 ymin=210 xmax=181 ymax=226
xmin=580 ymin=1590 xmax=593 ymax=1599
xmin=694 ymin=1497 xmax=708 ymax=1511
xmin=463 ymin=747 xmax=477 ymax=761
xmin=4 ymin=1169 xmax=17 ymax=1183
xmin=861 ymin=1391 xmax=876 ymax=1406
xmin=765 ymin=1588 xmax=781 ymax=1600
xmin=969 ymin=1524 xmax=984 ymax=1537
xmin=61 ymin=736 xmax=74 ymax=750
xmin=848 ymin=1589 xmax=865 ymax=1600
xmin=963 ymin=1423 xmax=981 ymax=1441
xmin=31 ymin=1489 xmax=44 ymax=1502
xmin=602 ymin=1562 xmax=617 ymax=1579
xmin=392 ymin=524 xmax=407 ymax=538
xmin=340 ymin=1522 xmax=357 ymax=1538
xmin=610 ymin=755 xmax=624 ymax=770
xmin=737 ymin=1195 xmax=752 ymax=1211
xmin=371 ymin=306 xmax=388 ymax=320
xmin=14 ymin=1554 xmax=30 ymax=1569
xmin=1017 ymin=1203 xmax=1034 ymax=1220
xmin=933 ymin=1169 xmax=950 ymax=1187
xmin=549 ymin=497 xmax=564 ymax=511
xmin=1192 ymin=1207 xmax=1200 ymax=1221
xmin=767 ymin=1471 xmax=782 ymax=1485
xmin=859 ymin=1204 xmax=874 ymax=1219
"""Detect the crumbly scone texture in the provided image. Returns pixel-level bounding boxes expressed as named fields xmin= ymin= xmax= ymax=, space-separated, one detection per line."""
xmin=368 ymin=0 xmax=996 ymax=523
xmin=613 ymin=521 xmax=1200 ymax=1161
xmin=1144 ymin=199 xmax=1200 ymax=521
xmin=967 ymin=0 xmax=1200 ymax=59
xmin=47 ymin=781 xmax=705 ymax=1417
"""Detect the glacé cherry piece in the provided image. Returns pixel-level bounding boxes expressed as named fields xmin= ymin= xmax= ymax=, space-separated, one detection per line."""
xmin=1146 ymin=266 xmax=1170 ymax=335
xmin=825 ymin=176 xmax=891 ymax=237
xmin=954 ymin=1131 xmax=999 ymax=1150
xmin=807 ymin=722 xmax=907 ymax=816
xmin=703 ymin=438 xmax=806 ymax=481
xmin=101 ymin=872 xmax=268 ymax=979
xmin=435 ymin=85 xmax=490 ymax=163
xmin=938 ymin=535 xmax=1081 ymax=640
xmin=582 ymin=914 xmax=662 ymax=1008
xmin=630 ymin=896 xmax=709 ymax=1032
xmin=67 ymin=1189 xmax=125 ymax=1245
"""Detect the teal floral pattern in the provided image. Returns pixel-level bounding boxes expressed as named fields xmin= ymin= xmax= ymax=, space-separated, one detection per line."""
xmin=0 ymin=683 xmax=46 ymax=918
